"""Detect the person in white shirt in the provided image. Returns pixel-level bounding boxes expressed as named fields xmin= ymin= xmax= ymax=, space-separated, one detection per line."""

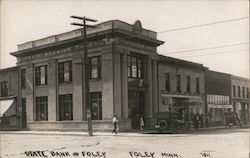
xmin=112 ymin=115 xmax=119 ymax=134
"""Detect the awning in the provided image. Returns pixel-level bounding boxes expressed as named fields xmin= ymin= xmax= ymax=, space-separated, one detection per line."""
xmin=0 ymin=99 xmax=15 ymax=117
xmin=208 ymin=104 xmax=233 ymax=109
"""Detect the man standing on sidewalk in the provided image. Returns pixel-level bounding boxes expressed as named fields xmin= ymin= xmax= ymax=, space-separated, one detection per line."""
xmin=112 ymin=115 xmax=119 ymax=134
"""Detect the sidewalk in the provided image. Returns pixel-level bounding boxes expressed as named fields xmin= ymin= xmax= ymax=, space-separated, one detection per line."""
xmin=0 ymin=125 xmax=248 ymax=136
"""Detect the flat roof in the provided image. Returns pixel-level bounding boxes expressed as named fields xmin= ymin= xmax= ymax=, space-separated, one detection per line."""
xmin=159 ymin=55 xmax=206 ymax=70
xmin=11 ymin=20 xmax=164 ymax=56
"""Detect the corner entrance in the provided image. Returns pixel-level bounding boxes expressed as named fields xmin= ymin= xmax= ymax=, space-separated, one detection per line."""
xmin=128 ymin=91 xmax=144 ymax=129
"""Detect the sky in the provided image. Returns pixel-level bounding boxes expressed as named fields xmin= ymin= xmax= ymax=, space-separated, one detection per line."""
xmin=0 ymin=0 xmax=249 ymax=78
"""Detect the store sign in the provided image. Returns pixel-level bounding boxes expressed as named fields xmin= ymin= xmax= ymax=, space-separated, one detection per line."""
xmin=208 ymin=104 xmax=233 ymax=109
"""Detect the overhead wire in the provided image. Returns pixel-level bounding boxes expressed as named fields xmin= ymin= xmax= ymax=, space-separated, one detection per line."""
xmin=168 ymin=48 xmax=249 ymax=58
xmin=157 ymin=16 xmax=249 ymax=33
xmin=162 ymin=42 xmax=249 ymax=55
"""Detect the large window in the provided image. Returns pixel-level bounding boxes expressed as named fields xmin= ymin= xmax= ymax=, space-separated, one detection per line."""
xmin=233 ymin=85 xmax=236 ymax=97
xmin=186 ymin=76 xmax=191 ymax=93
xmin=90 ymin=92 xmax=102 ymax=120
xmin=21 ymin=69 xmax=26 ymax=88
xmin=0 ymin=81 xmax=8 ymax=97
xmin=35 ymin=65 xmax=47 ymax=86
xmin=196 ymin=77 xmax=200 ymax=94
xmin=176 ymin=75 xmax=181 ymax=92
xmin=35 ymin=96 xmax=48 ymax=121
xmin=127 ymin=55 xmax=143 ymax=79
xmin=90 ymin=56 xmax=101 ymax=79
xmin=59 ymin=94 xmax=73 ymax=121
xmin=58 ymin=61 xmax=72 ymax=83
xmin=165 ymin=73 xmax=170 ymax=91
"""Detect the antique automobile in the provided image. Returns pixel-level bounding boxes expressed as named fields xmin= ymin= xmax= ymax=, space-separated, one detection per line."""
xmin=224 ymin=111 xmax=242 ymax=128
xmin=154 ymin=112 xmax=192 ymax=133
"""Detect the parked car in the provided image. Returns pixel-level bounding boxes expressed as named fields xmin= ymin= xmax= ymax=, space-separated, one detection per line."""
xmin=224 ymin=111 xmax=242 ymax=128
xmin=154 ymin=112 xmax=192 ymax=133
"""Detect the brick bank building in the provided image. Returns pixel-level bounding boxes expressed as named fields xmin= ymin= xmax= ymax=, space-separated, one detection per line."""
xmin=1 ymin=20 xmax=208 ymax=131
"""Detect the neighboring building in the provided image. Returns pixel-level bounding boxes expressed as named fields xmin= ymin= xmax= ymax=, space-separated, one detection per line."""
xmin=10 ymin=20 xmax=165 ymax=131
xmin=158 ymin=56 xmax=206 ymax=122
xmin=0 ymin=67 xmax=19 ymax=129
xmin=205 ymin=70 xmax=232 ymax=126
xmin=231 ymin=75 xmax=250 ymax=124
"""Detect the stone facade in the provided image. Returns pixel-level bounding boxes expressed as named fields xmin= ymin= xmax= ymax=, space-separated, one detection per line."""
xmin=10 ymin=20 xmax=164 ymax=131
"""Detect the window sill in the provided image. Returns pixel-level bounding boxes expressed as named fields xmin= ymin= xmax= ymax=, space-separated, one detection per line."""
xmin=89 ymin=78 xmax=102 ymax=82
xmin=36 ymin=85 xmax=48 ymax=88
xmin=58 ymin=82 xmax=72 ymax=86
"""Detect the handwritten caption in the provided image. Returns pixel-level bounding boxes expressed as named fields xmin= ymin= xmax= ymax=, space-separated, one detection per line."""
xmin=24 ymin=151 xmax=213 ymax=158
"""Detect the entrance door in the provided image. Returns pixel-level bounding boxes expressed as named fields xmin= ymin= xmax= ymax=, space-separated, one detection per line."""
xmin=21 ymin=98 xmax=26 ymax=129
xmin=128 ymin=91 xmax=144 ymax=129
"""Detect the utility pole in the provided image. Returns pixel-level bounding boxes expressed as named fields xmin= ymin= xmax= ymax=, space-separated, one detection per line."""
xmin=70 ymin=16 xmax=97 ymax=136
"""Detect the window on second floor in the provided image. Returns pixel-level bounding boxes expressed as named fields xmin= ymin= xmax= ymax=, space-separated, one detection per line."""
xmin=186 ymin=76 xmax=191 ymax=93
xmin=58 ymin=61 xmax=72 ymax=83
xmin=165 ymin=73 xmax=170 ymax=91
xmin=238 ymin=86 xmax=241 ymax=97
xmin=35 ymin=65 xmax=47 ymax=86
xmin=196 ymin=77 xmax=200 ymax=94
xmin=1 ymin=81 xmax=8 ymax=97
xmin=21 ymin=69 xmax=26 ymax=88
xmin=90 ymin=56 xmax=102 ymax=79
xmin=176 ymin=75 xmax=181 ymax=92
xmin=127 ymin=55 xmax=143 ymax=79
xmin=242 ymin=87 xmax=245 ymax=98
xmin=233 ymin=85 xmax=236 ymax=97
xmin=247 ymin=87 xmax=249 ymax=98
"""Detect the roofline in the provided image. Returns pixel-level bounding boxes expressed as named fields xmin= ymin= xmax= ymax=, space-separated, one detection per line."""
xmin=205 ymin=70 xmax=232 ymax=76
xmin=158 ymin=54 xmax=206 ymax=70
xmin=231 ymin=75 xmax=250 ymax=81
xmin=0 ymin=66 xmax=17 ymax=72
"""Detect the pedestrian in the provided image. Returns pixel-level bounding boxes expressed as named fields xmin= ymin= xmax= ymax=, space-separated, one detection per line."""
xmin=193 ymin=114 xmax=199 ymax=130
xmin=200 ymin=114 xmax=204 ymax=128
xmin=140 ymin=115 xmax=144 ymax=130
xmin=205 ymin=115 xmax=209 ymax=128
xmin=112 ymin=115 xmax=119 ymax=134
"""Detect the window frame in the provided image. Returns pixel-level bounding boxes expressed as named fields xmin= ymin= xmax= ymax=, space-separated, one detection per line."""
xmin=233 ymin=85 xmax=236 ymax=97
xmin=59 ymin=94 xmax=73 ymax=121
xmin=21 ymin=69 xmax=26 ymax=88
xmin=35 ymin=65 xmax=47 ymax=86
xmin=58 ymin=61 xmax=72 ymax=83
xmin=0 ymin=81 xmax=8 ymax=97
xmin=186 ymin=76 xmax=191 ymax=93
xmin=90 ymin=92 xmax=102 ymax=120
xmin=35 ymin=96 xmax=48 ymax=121
xmin=196 ymin=77 xmax=200 ymax=94
xmin=165 ymin=73 xmax=170 ymax=91
xmin=127 ymin=55 xmax=143 ymax=79
xmin=90 ymin=56 xmax=102 ymax=79
xmin=176 ymin=74 xmax=181 ymax=93
xmin=238 ymin=86 xmax=241 ymax=97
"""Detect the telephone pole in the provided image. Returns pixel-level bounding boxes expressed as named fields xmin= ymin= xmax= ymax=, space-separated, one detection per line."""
xmin=70 ymin=16 xmax=97 ymax=136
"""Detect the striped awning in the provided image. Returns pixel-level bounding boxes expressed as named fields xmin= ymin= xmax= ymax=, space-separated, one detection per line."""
xmin=0 ymin=99 xmax=15 ymax=117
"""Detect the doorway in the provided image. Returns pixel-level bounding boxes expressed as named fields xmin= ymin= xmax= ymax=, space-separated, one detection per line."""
xmin=21 ymin=98 xmax=26 ymax=129
xmin=128 ymin=91 xmax=144 ymax=129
